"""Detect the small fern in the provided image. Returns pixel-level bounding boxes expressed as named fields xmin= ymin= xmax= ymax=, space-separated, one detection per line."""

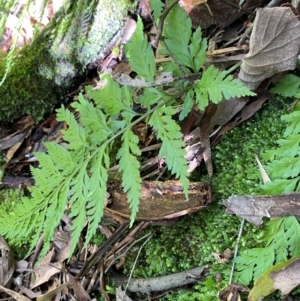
xmin=262 ymin=74 xmax=300 ymax=194
xmin=234 ymin=216 xmax=300 ymax=285
xmin=234 ymin=74 xmax=300 ymax=285
xmin=0 ymin=2 xmax=254 ymax=256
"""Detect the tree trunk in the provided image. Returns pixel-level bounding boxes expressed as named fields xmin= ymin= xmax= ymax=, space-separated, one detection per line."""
xmin=0 ymin=0 xmax=135 ymax=123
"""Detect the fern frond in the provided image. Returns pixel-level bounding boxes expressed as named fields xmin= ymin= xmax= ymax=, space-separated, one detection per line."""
xmin=117 ymin=130 xmax=142 ymax=226
xmin=150 ymin=0 xmax=164 ymax=24
xmin=261 ymin=87 xmax=300 ymax=194
xmin=195 ymin=65 xmax=256 ymax=110
xmin=234 ymin=216 xmax=300 ymax=285
xmin=149 ymin=105 xmax=189 ymax=197
xmin=269 ymin=74 xmax=300 ymax=97
xmin=162 ymin=4 xmax=192 ymax=71
xmin=124 ymin=17 xmax=156 ymax=82
xmin=179 ymin=90 xmax=194 ymax=121
xmin=87 ymin=75 xmax=124 ymax=114
xmin=281 ymin=102 xmax=300 ymax=136
xmin=162 ymin=4 xmax=207 ymax=73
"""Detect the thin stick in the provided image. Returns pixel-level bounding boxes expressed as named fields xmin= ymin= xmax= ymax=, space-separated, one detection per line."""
xmin=122 ymin=234 xmax=153 ymax=301
xmin=152 ymin=0 xmax=179 ymax=49
xmin=229 ymin=218 xmax=245 ymax=284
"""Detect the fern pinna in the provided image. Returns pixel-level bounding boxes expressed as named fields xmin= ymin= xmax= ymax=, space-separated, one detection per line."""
xmin=0 ymin=3 xmax=254 ymax=256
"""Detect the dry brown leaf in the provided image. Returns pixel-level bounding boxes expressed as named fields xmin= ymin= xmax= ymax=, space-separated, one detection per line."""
xmin=239 ymin=7 xmax=300 ymax=90
xmin=0 ymin=285 xmax=31 ymax=301
xmin=116 ymin=286 xmax=133 ymax=301
xmin=36 ymin=282 xmax=68 ymax=301
xmin=218 ymin=284 xmax=249 ymax=301
xmin=31 ymin=262 xmax=63 ymax=289
xmin=248 ymin=257 xmax=300 ymax=300
xmin=0 ymin=236 xmax=14 ymax=288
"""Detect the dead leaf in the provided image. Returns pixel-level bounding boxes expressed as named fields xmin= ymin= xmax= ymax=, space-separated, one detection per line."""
xmin=36 ymin=282 xmax=68 ymax=301
xmin=31 ymin=262 xmax=62 ymax=289
xmin=67 ymin=273 xmax=91 ymax=301
xmin=248 ymin=257 xmax=300 ymax=301
xmin=0 ymin=285 xmax=31 ymax=301
xmin=255 ymin=154 xmax=271 ymax=184
xmin=218 ymin=283 xmax=249 ymax=301
xmin=212 ymin=248 xmax=232 ymax=264
xmin=180 ymin=0 xmax=261 ymax=28
xmin=238 ymin=7 xmax=300 ymax=90
xmin=116 ymin=286 xmax=133 ymax=301
xmin=106 ymin=180 xmax=211 ymax=221
xmin=0 ymin=236 xmax=15 ymax=288
xmin=15 ymin=283 xmax=42 ymax=299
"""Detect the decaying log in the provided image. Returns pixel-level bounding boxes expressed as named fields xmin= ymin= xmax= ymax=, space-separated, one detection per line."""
xmin=106 ymin=180 xmax=211 ymax=221
xmin=224 ymin=193 xmax=300 ymax=225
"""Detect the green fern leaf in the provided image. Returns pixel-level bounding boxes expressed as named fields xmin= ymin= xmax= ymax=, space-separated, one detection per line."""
xmin=84 ymin=149 xmax=109 ymax=248
xmin=189 ymin=27 xmax=207 ymax=72
xmin=136 ymin=87 xmax=164 ymax=106
xmin=117 ymin=130 xmax=142 ymax=226
xmin=86 ymin=75 xmax=125 ymax=115
xmin=270 ymin=74 xmax=300 ymax=97
xmin=57 ymin=104 xmax=87 ymax=149
xmin=150 ymin=0 xmax=164 ymax=24
xmin=124 ymin=17 xmax=156 ymax=82
xmin=162 ymin=4 xmax=207 ymax=73
xmin=265 ymin=157 xmax=300 ymax=179
xmin=149 ymin=106 xmax=189 ymax=197
xmin=162 ymin=4 xmax=192 ymax=70
xmin=261 ymin=98 xmax=300 ymax=194
xmin=179 ymin=90 xmax=194 ymax=121
xmin=195 ymin=65 xmax=256 ymax=110
xmin=281 ymin=102 xmax=300 ymax=136
xmin=235 ymin=217 xmax=300 ymax=285
xmin=72 ymin=93 xmax=115 ymax=145
xmin=262 ymin=178 xmax=299 ymax=194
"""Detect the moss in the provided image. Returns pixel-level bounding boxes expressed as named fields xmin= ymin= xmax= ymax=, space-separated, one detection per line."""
xmin=0 ymin=189 xmax=29 ymax=258
xmin=0 ymin=0 xmax=135 ymax=123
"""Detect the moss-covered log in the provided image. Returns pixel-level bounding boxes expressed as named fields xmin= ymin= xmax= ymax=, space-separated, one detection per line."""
xmin=0 ymin=0 xmax=135 ymax=123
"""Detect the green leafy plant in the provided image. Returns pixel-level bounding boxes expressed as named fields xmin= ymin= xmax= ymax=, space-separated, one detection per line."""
xmin=0 ymin=3 xmax=254 ymax=257
xmin=261 ymin=74 xmax=300 ymax=194
xmin=234 ymin=216 xmax=300 ymax=285
xmin=234 ymin=74 xmax=300 ymax=285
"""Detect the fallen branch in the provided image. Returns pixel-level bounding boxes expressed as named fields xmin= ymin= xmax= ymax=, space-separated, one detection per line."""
xmin=109 ymin=266 xmax=206 ymax=293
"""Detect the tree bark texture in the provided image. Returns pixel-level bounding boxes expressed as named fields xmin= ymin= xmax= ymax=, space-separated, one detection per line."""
xmin=0 ymin=0 xmax=135 ymax=123
xmin=224 ymin=193 xmax=300 ymax=225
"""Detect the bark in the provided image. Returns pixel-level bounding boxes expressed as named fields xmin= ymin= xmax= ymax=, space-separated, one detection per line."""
xmin=106 ymin=180 xmax=211 ymax=221
xmin=224 ymin=193 xmax=300 ymax=225
xmin=109 ymin=266 xmax=206 ymax=292
xmin=0 ymin=0 xmax=135 ymax=123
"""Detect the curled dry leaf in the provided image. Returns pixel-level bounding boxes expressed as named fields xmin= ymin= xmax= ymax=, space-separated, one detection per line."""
xmin=238 ymin=7 xmax=300 ymax=90
xmin=248 ymin=257 xmax=300 ymax=301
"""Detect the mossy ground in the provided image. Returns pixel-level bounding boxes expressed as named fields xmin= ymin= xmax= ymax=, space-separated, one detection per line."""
xmin=119 ymin=97 xmax=290 ymax=300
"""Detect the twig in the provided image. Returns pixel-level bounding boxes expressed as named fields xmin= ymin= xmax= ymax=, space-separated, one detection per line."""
xmin=229 ymin=218 xmax=245 ymax=284
xmin=152 ymin=0 xmax=179 ymax=49
xmin=122 ymin=234 xmax=153 ymax=301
